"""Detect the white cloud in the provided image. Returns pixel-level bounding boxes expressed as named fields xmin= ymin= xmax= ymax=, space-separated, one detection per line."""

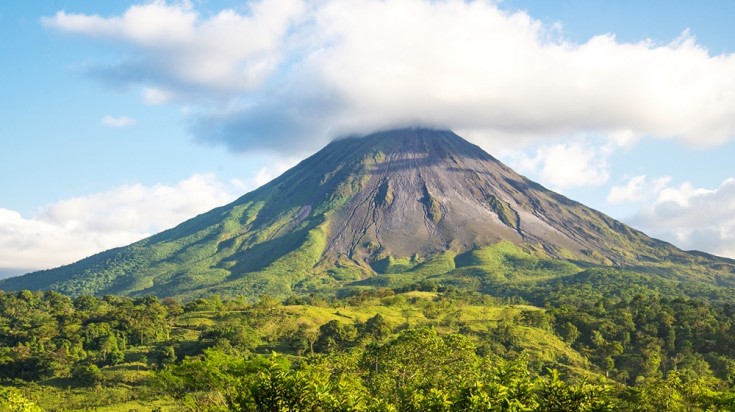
xmin=43 ymin=0 xmax=306 ymax=93
xmin=0 ymin=174 xmax=246 ymax=274
xmin=102 ymin=115 xmax=136 ymax=127
xmin=607 ymin=174 xmax=672 ymax=204
xmin=254 ymin=158 xmax=300 ymax=187
xmin=628 ymin=178 xmax=735 ymax=258
xmin=507 ymin=139 xmax=612 ymax=190
xmin=143 ymin=87 xmax=174 ymax=105
xmin=43 ymin=1 xmax=735 ymax=154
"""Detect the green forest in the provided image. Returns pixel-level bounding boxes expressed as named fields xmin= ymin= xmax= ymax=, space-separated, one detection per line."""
xmin=3 ymin=273 xmax=735 ymax=411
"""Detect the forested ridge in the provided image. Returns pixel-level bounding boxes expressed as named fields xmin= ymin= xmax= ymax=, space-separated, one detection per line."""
xmin=2 ymin=278 xmax=735 ymax=411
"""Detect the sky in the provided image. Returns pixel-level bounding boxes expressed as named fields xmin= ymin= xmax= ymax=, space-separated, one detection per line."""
xmin=2 ymin=0 xmax=735 ymax=277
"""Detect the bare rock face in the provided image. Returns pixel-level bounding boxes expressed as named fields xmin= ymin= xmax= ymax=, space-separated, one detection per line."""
xmin=317 ymin=128 xmax=671 ymax=266
xmin=327 ymin=129 xmax=523 ymax=261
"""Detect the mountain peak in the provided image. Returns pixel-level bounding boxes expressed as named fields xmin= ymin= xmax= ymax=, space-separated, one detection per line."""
xmin=2 ymin=128 xmax=720 ymax=298
xmin=329 ymin=128 xmax=493 ymax=163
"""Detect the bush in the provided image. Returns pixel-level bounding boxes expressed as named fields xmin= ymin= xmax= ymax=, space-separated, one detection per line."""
xmin=71 ymin=362 xmax=102 ymax=386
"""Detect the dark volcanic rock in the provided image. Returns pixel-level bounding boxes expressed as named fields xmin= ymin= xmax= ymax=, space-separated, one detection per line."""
xmin=317 ymin=129 xmax=673 ymax=266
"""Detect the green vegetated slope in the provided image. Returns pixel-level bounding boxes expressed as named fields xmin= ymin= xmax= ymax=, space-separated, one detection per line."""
xmin=347 ymin=240 xmax=735 ymax=303
xmin=0 ymin=136 xmax=380 ymax=299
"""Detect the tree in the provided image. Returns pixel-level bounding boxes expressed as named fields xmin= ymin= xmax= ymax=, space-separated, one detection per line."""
xmin=360 ymin=314 xmax=392 ymax=342
xmin=158 ymin=345 xmax=176 ymax=369
xmin=289 ymin=322 xmax=318 ymax=355
xmin=535 ymin=369 xmax=615 ymax=412
xmin=162 ymin=297 xmax=184 ymax=318
xmin=361 ymin=327 xmax=479 ymax=408
xmin=557 ymin=321 xmax=580 ymax=345
xmin=71 ymin=362 xmax=102 ymax=386
xmin=229 ymin=354 xmax=365 ymax=411
xmin=520 ymin=309 xmax=551 ymax=330
xmin=314 ymin=320 xmax=356 ymax=353
xmin=107 ymin=349 xmax=125 ymax=366
xmin=0 ymin=387 xmax=44 ymax=412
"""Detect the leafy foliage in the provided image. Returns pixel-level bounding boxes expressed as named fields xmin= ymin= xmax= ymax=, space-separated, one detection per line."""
xmin=0 ymin=285 xmax=735 ymax=410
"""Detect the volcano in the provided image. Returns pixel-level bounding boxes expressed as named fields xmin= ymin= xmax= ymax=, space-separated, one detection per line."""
xmin=4 ymin=128 xmax=734 ymax=298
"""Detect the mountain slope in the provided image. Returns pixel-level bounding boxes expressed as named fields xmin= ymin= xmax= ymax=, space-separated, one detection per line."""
xmin=3 ymin=128 xmax=734 ymax=298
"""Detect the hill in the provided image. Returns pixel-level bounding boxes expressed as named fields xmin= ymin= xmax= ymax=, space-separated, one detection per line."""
xmin=3 ymin=128 xmax=734 ymax=299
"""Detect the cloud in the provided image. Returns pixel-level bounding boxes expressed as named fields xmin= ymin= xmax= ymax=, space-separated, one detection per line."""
xmin=253 ymin=158 xmax=300 ymax=187
xmin=628 ymin=178 xmax=735 ymax=258
xmin=607 ymin=174 xmax=672 ymax=203
xmin=143 ymin=87 xmax=174 ymax=105
xmin=506 ymin=138 xmax=613 ymax=190
xmin=43 ymin=0 xmax=735 ymax=155
xmin=102 ymin=115 xmax=136 ymax=127
xmin=0 ymin=174 xmax=248 ymax=275
xmin=43 ymin=0 xmax=305 ymax=95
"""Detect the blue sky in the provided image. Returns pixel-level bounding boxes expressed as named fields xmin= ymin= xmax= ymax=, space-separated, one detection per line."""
xmin=2 ymin=0 xmax=735 ymax=276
